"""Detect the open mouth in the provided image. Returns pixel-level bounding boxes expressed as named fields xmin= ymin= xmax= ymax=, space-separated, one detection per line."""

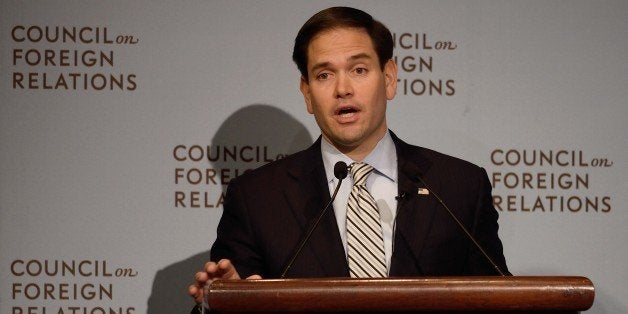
xmin=337 ymin=106 xmax=358 ymax=117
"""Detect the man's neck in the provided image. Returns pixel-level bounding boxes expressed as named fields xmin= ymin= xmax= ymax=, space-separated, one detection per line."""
xmin=320 ymin=130 xmax=397 ymax=184
xmin=324 ymin=131 xmax=387 ymax=162
xmin=339 ymin=144 xmax=376 ymax=162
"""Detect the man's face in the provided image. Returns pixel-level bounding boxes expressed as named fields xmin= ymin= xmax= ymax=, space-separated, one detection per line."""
xmin=300 ymin=27 xmax=397 ymax=159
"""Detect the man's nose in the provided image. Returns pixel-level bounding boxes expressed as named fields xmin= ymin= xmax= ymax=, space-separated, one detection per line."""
xmin=335 ymin=72 xmax=354 ymax=98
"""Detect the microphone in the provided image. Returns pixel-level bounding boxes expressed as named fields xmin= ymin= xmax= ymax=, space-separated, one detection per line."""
xmin=279 ymin=161 xmax=348 ymax=278
xmin=395 ymin=192 xmax=406 ymax=201
xmin=403 ymin=163 xmax=507 ymax=276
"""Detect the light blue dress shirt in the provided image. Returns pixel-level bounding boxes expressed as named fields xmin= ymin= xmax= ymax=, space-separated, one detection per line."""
xmin=321 ymin=131 xmax=398 ymax=272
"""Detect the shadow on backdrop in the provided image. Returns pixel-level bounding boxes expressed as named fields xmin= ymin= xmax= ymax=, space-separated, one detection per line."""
xmin=146 ymin=104 xmax=313 ymax=313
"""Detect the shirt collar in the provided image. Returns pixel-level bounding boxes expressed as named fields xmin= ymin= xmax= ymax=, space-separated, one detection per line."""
xmin=321 ymin=131 xmax=397 ymax=183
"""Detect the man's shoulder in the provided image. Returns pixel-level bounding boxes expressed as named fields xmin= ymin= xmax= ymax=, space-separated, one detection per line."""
xmin=418 ymin=145 xmax=481 ymax=170
xmin=229 ymin=141 xmax=320 ymax=186
xmin=395 ymin=137 xmax=489 ymax=197
xmin=393 ymin=133 xmax=483 ymax=173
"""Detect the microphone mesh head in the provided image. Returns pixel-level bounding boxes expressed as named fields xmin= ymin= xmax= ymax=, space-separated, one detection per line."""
xmin=334 ymin=161 xmax=348 ymax=179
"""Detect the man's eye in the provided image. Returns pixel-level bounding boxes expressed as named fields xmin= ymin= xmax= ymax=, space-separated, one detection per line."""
xmin=354 ymin=67 xmax=367 ymax=75
xmin=317 ymin=73 xmax=330 ymax=80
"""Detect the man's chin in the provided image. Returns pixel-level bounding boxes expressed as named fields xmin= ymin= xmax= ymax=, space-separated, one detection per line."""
xmin=326 ymin=135 xmax=364 ymax=151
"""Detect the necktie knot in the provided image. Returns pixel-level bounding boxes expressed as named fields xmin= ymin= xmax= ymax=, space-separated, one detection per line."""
xmin=350 ymin=162 xmax=373 ymax=187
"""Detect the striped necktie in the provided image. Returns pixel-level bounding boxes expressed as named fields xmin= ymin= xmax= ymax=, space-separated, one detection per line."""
xmin=346 ymin=162 xmax=387 ymax=278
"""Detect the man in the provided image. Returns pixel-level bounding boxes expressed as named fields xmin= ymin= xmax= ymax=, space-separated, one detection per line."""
xmin=189 ymin=6 xmax=509 ymax=306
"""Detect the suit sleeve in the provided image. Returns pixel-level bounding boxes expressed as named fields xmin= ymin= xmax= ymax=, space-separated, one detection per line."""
xmin=466 ymin=168 xmax=511 ymax=275
xmin=210 ymin=178 xmax=265 ymax=278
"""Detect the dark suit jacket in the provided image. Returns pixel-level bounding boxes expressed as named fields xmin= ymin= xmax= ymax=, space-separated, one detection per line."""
xmin=210 ymin=132 xmax=509 ymax=278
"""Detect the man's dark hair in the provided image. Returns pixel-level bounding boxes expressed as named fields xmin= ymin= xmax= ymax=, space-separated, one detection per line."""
xmin=292 ymin=6 xmax=394 ymax=80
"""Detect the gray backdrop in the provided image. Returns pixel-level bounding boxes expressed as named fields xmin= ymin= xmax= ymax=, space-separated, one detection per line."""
xmin=2 ymin=1 xmax=626 ymax=313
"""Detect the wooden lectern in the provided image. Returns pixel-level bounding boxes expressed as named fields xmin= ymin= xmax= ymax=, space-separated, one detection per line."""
xmin=207 ymin=276 xmax=594 ymax=313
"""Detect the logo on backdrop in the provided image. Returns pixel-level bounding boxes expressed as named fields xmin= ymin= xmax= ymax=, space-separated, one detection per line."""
xmin=172 ymin=144 xmax=287 ymax=209
xmin=9 ymin=25 xmax=138 ymax=91
xmin=393 ymin=32 xmax=456 ymax=97
xmin=9 ymin=258 xmax=138 ymax=313
xmin=489 ymin=148 xmax=613 ymax=213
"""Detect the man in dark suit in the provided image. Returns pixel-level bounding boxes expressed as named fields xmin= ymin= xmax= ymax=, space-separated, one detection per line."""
xmin=189 ymin=6 xmax=508 ymax=305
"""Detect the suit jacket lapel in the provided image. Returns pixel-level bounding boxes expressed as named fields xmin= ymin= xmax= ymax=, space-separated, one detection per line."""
xmin=283 ymin=139 xmax=348 ymax=277
xmin=390 ymin=133 xmax=438 ymax=276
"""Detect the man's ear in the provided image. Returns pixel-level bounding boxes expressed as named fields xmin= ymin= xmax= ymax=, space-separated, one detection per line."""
xmin=300 ymin=76 xmax=314 ymax=114
xmin=384 ymin=59 xmax=398 ymax=100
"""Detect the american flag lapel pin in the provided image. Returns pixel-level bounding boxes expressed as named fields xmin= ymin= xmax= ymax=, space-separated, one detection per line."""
xmin=417 ymin=188 xmax=430 ymax=195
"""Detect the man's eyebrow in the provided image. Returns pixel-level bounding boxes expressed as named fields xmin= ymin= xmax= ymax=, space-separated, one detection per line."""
xmin=348 ymin=53 xmax=373 ymax=62
xmin=309 ymin=61 xmax=331 ymax=74
xmin=309 ymin=53 xmax=374 ymax=74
